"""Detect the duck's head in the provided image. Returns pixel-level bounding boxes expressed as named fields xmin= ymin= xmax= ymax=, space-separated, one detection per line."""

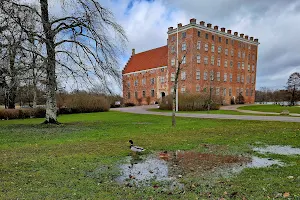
xmin=129 ymin=140 xmax=133 ymax=144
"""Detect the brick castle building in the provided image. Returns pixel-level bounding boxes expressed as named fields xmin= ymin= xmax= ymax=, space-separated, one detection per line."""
xmin=122 ymin=18 xmax=259 ymax=105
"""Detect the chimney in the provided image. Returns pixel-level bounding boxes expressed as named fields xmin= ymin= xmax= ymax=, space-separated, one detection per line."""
xmin=240 ymin=33 xmax=244 ymax=38
xmin=132 ymin=48 xmax=135 ymax=55
xmin=245 ymin=35 xmax=249 ymax=40
xmin=227 ymin=30 xmax=232 ymax=34
xmin=234 ymin=32 xmax=238 ymax=36
xmin=178 ymin=23 xmax=182 ymax=28
xmin=207 ymin=23 xmax=212 ymax=28
xmin=250 ymin=37 xmax=254 ymax=41
xmin=214 ymin=25 xmax=218 ymax=30
xmin=200 ymin=21 xmax=205 ymax=26
xmin=190 ymin=18 xmax=196 ymax=24
xmin=254 ymin=38 xmax=259 ymax=42
xmin=168 ymin=27 xmax=173 ymax=31
xmin=221 ymin=27 xmax=225 ymax=32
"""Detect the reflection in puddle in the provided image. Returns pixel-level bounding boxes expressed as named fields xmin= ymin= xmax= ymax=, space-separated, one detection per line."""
xmin=246 ymin=156 xmax=284 ymax=168
xmin=253 ymin=145 xmax=300 ymax=155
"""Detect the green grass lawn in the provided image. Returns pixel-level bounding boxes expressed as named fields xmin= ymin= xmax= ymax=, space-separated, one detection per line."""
xmin=1 ymin=111 xmax=300 ymax=199
xmin=239 ymin=104 xmax=300 ymax=114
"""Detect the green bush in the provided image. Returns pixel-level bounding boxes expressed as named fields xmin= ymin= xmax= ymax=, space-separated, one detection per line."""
xmin=159 ymin=93 xmax=222 ymax=111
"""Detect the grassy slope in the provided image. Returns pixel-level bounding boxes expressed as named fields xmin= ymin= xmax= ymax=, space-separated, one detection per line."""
xmin=239 ymin=105 xmax=300 ymax=114
xmin=0 ymin=111 xmax=300 ymax=199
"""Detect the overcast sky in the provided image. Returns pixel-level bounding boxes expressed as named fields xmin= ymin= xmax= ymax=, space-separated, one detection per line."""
xmin=101 ymin=0 xmax=300 ymax=90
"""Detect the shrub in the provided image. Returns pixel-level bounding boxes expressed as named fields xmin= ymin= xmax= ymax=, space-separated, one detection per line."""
xmin=0 ymin=109 xmax=20 ymax=120
xmin=146 ymin=96 xmax=151 ymax=105
xmin=33 ymin=107 xmax=46 ymax=118
xmin=124 ymin=102 xmax=135 ymax=107
xmin=159 ymin=93 xmax=222 ymax=111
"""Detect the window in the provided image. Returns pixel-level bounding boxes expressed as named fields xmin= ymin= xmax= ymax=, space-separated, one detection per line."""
xmin=226 ymin=39 xmax=228 ymax=44
xmin=127 ymin=74 xmax=130 ymax=78
xmin=142 ymin=78 xmax=146 ymax=85
xmin=196 ymin=84 xmax=200 ymax=92
xmin=151 ymin=89 xmax=155 ymax=97
xmin=212 ymin=35 xmax=215 ymax=41
xmin=181 ymin=71 xmax=186 ymax=80
xmin=205 ymin=33 xmax=208 ymax=39
xmin=171 ymin=46 xmax=175 ymax=53
xmin=252 ymin=76 xmax=254 ymax=84
xmin=217 ymin=58 xmax=221 ymax=66
xmin=127 ymin=81 xmax=130 ymax=87
xmin=224 ymin=73 xmax=227 ymax=82
xmin=230 ymin=73 xmax=233 ymax=82
xmin=210 ymin=70 xmax=214 ymax=81
xmin=135 ymin=91 xmax=138 ymax=99
xmin=231 ymin=40 xmax=234 ymax=46
xmin=246 ymin=89 xmax=249 ymax=96
xmin=218 ymin=46 xmax=222 ymax=53
xmin=216 ymin=88 xmax=220 ymax=96
xmin=223 ymin=88 xmax=227 ymax=96
xmin=230 ymin=60 xmax=233 ymax=68
xmin=211 ymin=56 xmax=215 ymax=65
xmin=241 ymin=75 xmax=244 ymax=83
xmin=204 ymin=71 xmax=208 ymax=80
xmin=197 ymin=55 xmax=201 ymax=63
xmin=171 ymin=58 xmax=175 ymax=66
xmin=171 ymin=72 xmax=175 ymax=82
xmin=182 ymin=43 xmax=186 ymax=51
xmin=150 ymin=78 xmax=155 ymax=85
xmin=198 ymin=31 xmax=201 ymax=37
xmin=197 ymin=41 xmax=201 ymax=50
xmin=225 ymin=48 xmax=228 ymax=55
xmin=171 ymin=35 xmax=175 ymax=41
xmin=181 ymin=87 xmax=186 ymax=93
xmin=242 ymin=52 xmax=245 ymax=59
xmin=248 ymin=54 xmax=250 ymax=60
xmin=252 ymin=65 xmax=255 ymax=71
xmin=231 ymin=49 xmax=234 ymax=56
xmin=252 ymin=54 xmax=255 ymax=60
xmin=211 ymin=44 xmax=215 ymax=52
xmin=160 ymin=76 xmax=165 ymax=83
xmin=238 ymin=51 xmax=241 ymax=58
xmin=242 ymin=62 xmax=244 ymax=70
xmin=217 ymin=72 xmax=220 ymax=81
xmin=247 ymin=75 xmax=250 ymax=83
xmin=238 ymin=62 xmax=240 ymax=69
xmin=128 ymin=92 xmax=131 ymax=99
xmin=229 ymin=88 xmax=232 ymax=96
xmin=248 ymin=45 xmax=251 ymax=50
xmin=218 ymin=36 xmax=222 ymax=43
xmin=205 ymin=44 xmax=208 ymax=51
xmin=142 ymin=90 xmax=146 ymax=98
xmin=182 ymin=32 xmax=186 ymax=38
xmin=248 ymin=64 xmax=250 ymax=71
xmin=182 ymin=56 xmax=186 ymax=64
xmin=204 ymin=56 xmax=208 ymax=65
xmin=237 ymin=74 xmax=240 ymax=82
xmin=134 ymin=73 xmax=138 ymax=76
xmin=196 ymin=70 xmax=201 ymax=80
xmin=225 ymin=60 xmax=228 ymax=68
xmin=134 ymin=80 xmax=138 ymax=86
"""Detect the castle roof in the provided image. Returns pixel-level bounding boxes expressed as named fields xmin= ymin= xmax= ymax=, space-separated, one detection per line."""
xmin=123 ymin=45 xmax=168 ymax=74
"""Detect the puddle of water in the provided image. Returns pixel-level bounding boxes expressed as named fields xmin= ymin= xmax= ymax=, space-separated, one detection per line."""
xmin=246 ymin=156 xmax=284 ymax=168
xmin=253 ymin=145 xmax=300 ymax=155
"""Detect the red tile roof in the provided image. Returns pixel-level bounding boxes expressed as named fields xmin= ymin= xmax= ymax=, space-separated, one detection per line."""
xmin=123 ymin=45 xmax=168 ymax=74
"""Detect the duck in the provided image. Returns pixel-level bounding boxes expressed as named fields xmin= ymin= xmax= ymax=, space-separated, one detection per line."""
xmin=129 ymin=140 xmax=145 ymax=153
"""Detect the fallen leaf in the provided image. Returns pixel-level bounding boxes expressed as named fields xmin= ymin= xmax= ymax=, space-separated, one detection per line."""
xmin=283 ymin=192 xmax=290 ymax=198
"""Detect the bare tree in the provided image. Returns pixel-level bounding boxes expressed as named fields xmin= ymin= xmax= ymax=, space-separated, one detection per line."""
xmin=1 ymin=0 xmax=127 ymax=123
xmin=287 ymin=72 xmax=300 ymax=106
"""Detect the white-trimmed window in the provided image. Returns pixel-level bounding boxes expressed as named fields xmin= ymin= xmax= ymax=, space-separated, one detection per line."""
xmin=196 ymin=84 xmax=200 ymax=92
xmin=224 ymin=73 xmax=227 ymax=82
xmin=238 ymin=51 xmax=241 ymax=58
xmin=237 ymin=74 xmax=240 ymax=83
xmin=230 ymin=60 xmax=233 ymax=68
xmin=196 ymin=70 xmax=201 ymax=80
xmin=238 ymin=62 xmax=241 ymax=69
xmin=247 ymin=75 xmax=250 ymax=83
xmin=252 ymin=76 xmax=254 ymax=84
xmin=171 ymin=46 xmax=175 ymax=53
xmin=205 ymin=44 xmax=208 ymax=51
xmin=242 ymin=52 xmax=245 ymax=59
xmin=211 ymin=56 xmax=215 ymax=65
xmin=223 ymin=88 xmax=227 ymax=96
xmin=171 ymin=58 xmax=175 ymax=66
xmin=230 ymin=73 xmax=233 ymax=82
xmin=142 ymin=78 xmax=146 ymax=85
xmin=127 ymin=81 xmax=130 ymax=87
xmin=252 ymin=54 xmax=255 ymax=60
xmin=182 ymin=56 xmax=186 ymax=64
xmin=210 ymin=70 xmax=214 ymax=81
xmin=204 ymin=56 xmax=208 ymax=65
xmin=204 ymin=71 xmax=208 ymax=80
xmin=181 ymin=86 xmax=186 ymax=93
xmin=211 ymin=44 xmax=215 ymax=52
xmin=229 ymin=88 xmax=232 ymax=96
xmin=197 ymin=41 xmax=201 ymax=50
xmin=241 ymin=75 xmax=244 ymax=83
xmin=248 ymin=64 xmax=250 ymax=71
xmin=252 ymin=65 xmax=255 ymax=71
xmin=218 ymin=46 xmax=222 ymax=53
xmin=171 ymin=72 xmax=175 ymax=82
xmin=231 ymin=49 xmax=234 ymax=56
xmin=242 ymin=62 xmax=244 ymax=70
xmin=134 ymin=80 xmax=138 ymax=86
xmin=248 ymin=45 xmax=251 ymax=50
xmin=182 ymin=43 xmax=186 ymax=51
xmin=197 ymin=55 xmax=201 ymax=63
xmin=182 ymin=32 xmax=186 ymax=38
xmin=151 ymin=89 xmax=155 ymax=97
xmin=150 ymin=78 xmax=155 ymax=85
xmin=160 ymin=76 xmax=165 ymax=83
xmin=142 ymin=90 xmax=146 ymax=98
xmin=217 ymin=72 xmax=220 ymax=81
xmin=181 ymin=71 xmax=186 ymax=80
xmin=217 ymin=58 xmax=221 ymax=66
xmin=225 ymin=48 xmax=228 ymax=55
xmin=216 ymin=87 xmax=220 ymax=96
xmin=224 ymin=60 xmax=228 ymax=68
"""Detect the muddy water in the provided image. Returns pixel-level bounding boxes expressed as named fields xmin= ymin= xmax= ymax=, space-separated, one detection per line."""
xmin=253 ymin=145 xmax=300 ymax=155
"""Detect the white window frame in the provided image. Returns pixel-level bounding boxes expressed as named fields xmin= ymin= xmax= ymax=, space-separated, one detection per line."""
xmin=205 ymin=44 xmax=208 ymax=51
xmin=171 ymin=58 xmax=175 ymax=66
xmin=196 ymin=70 xmax=201 ymax=80
xmin=211 ymin=56 xmax=215 ymax=65
xmin=197 ymin=41 xmax=201 ymax=50
xmin=225 ymin=60 xmax=228 ymax=68
xmin=197 ymin=55 xmax=201 ymax=63
xmin=217 ymin=58 xmax=221 ymax=67
xmin=182 ymin=43 xmax=186 ymax=51
xmin=217 ymin=72 xmax=220 ymax=81
xmin=181 ymin=71 xmax=186 ymax=80
xmin=211 ymin=44 xmax=215 ymax=52
xmin=224 ymin=73 xmax=227 ymax=82
xmin=218 ymin=46 xmax=222 ymax=53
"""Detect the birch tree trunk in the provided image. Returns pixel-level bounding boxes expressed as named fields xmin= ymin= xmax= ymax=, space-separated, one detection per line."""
xmin=40 ymin=0 xmax=58 ymax=124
